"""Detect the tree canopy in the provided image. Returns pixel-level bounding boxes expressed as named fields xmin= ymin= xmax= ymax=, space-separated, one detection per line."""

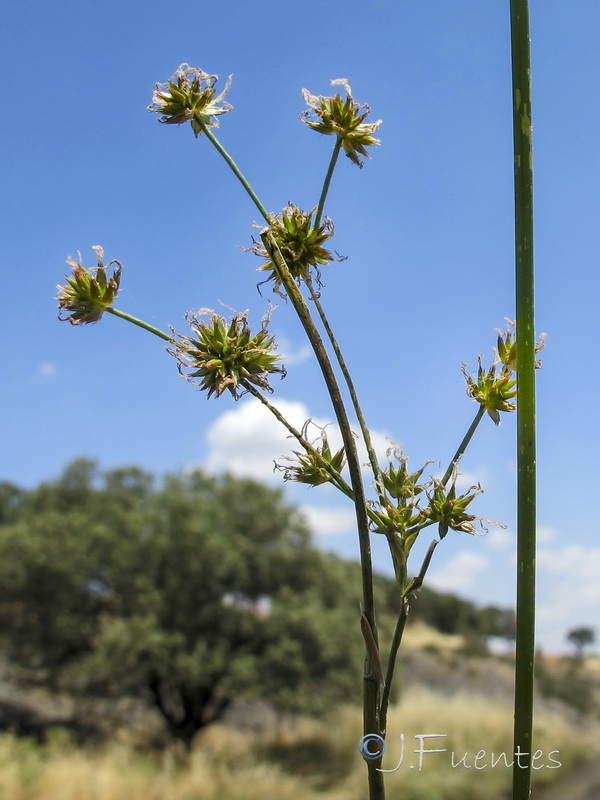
xmin=0 ymin=459 xmax=518 ymax=746
xmin=0 ymin=460 xmax=365 ymax=746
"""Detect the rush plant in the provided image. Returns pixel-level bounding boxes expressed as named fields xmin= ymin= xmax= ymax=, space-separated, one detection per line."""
xmin=57 ymin=24 xmax=539 ymax=798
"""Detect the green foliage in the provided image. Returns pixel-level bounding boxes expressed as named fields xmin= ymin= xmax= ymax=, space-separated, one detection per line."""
xmin=535 ymin=653 xmax=598 ymax=714
xmin=0 ymin=460 xmax=364 ymax=747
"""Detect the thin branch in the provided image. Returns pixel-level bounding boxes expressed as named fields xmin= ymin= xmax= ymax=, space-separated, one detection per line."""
xmin=306 ymin=277 xmax=387 ymax=504
xmin=196 ymin=119 xmax=271 ymax=225
xmin=314 ymin=138 xmax=342 ymax=229
xmin=440 ymin=405 xmax=486 ymax=486
xmin=106 ymin=307 xmax=174 ymax=343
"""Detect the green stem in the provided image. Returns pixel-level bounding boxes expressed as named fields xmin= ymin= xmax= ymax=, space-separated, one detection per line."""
xmin=510 ymin=2 xmax=536 ymax=799
xmin=262 ymin=232 xmax=384 ymax=798
xmin=306 ymin=277 xmax=386 ymax=503
xmin=197 ymin=121 xmax=271 ymax=224
xmin=314 ymin=139 xmax=342 ymax=229
xmin=379 ymin=597 xmax=409 ymax=736
xmin=402 ymin=406 xmax=487 ymax=542
xmin=106 ymin=307 xmax=174 ymax=343
xmin=440 ymin=405 xmax=486 ymax=486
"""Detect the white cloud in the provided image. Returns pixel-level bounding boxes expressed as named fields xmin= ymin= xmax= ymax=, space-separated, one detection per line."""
xmin=205 ymin=397 xmax=307 ymax=483
xmin=535 ymin=543 xmax=600 ymax=652
xmin=487 ymin=527 xmax=514 ymax=549
xmin=301 ymin=505 xmax=357 ymax=537
xmin=204 ymin=396 xmax=392 ymax=484
xmin=537 ymin=525 xmax=556 ymax=543
xmin=427 ymin=551 xmax=490 ymax=593
xmin=487 ymin=525 xmax=556 ymax=551
xmin=277 ymin=336 xmax=313 ymax=366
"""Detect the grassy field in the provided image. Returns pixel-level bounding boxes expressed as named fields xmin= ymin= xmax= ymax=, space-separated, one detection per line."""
xmin=0 ymin=686 xmax=593 ymax=800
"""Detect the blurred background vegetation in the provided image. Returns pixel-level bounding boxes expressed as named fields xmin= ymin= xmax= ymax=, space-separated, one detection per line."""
xmin=0 ymin=460 xmax=598 ymax=799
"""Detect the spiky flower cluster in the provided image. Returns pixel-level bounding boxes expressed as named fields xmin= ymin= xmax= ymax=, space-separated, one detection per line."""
xmin=462 ymin=320 xmax=545 ymax=424
xmin=371 ymin=450 xmax=431 ymax=539
xmin=301 ymin=79 xmax=381 ymax=167
xmin=252 ymin=204 xmax=336 ymax=292
xmin=169 ymin=309 xmax=284 ymax=399
xmin=148 ymin=64 xmax=232 ymax=137
xmin=423 ymin=475 xmax=484 ymax=539
xmin=57 ymin=246 xmax=121 ymax=325
xmin=462 ymin=357 xmax=518 ymax=425
xmin=279 ymin=424 xmax=346 ymax=487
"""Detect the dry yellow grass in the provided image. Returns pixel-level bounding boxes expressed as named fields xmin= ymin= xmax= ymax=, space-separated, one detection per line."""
xmin=0 ymin=688 xmax=593 ymax=800
xmin=400 ymin=620 xmax=464 ymax=651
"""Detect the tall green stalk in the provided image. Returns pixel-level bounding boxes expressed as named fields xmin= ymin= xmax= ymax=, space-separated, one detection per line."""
xmin=510 ymin=2 xmax=536 ymax=799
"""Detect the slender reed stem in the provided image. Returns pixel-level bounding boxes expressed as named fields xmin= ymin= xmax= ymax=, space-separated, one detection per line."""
xmin=379 ymin=596 xmax=409 ymax=736
xmin=314 ymin=139 xmax=342 ymax=229
xmin=262 ymin=232 xmax=385 ymax=799
xmin=306 ymin=277 xmax=386 ymax=502
xmin=440 ymin=406 xmax=486 ymax=486
xmin=197 ymin=121 xmax=271 ymax=224
xmin=509 ymin=2 xmax=536 ymax=799
xmin=106 ymin=307 xmax=174 ymax=343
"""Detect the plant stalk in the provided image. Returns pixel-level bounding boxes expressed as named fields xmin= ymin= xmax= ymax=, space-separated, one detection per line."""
xmin=379 ymin=596 xmax=409 ymax=736
xmin=262 ymin=232 xmax=385 ymax=799
xmin=441 ymin=406 xmax=486 ymax=486
xmin=306 ymin=277 xmax=387 ymax=503
xmin=510 ymin=1 xmax=536 ymax=799
xmin=314 ymin=138 xmax=342 ymax=229
xmin=106 ymin=307 xmax=174 ymax=342
xmin=197 ymin=121 xmax=271 ymax=224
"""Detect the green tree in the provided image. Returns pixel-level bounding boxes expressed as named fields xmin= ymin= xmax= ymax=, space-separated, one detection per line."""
xmin=0 ymin=460 xmax=364 ymax=747
xmin=567 ymin=626 xmax=596 ymax=658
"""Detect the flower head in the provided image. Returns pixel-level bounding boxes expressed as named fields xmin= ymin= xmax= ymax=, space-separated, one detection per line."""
xmin=463 ymin=321 xmax=546 ymax=424
xmin=148 ymin=64 xmax=232 ymax=137
xmin=251 ymin=204 xmax=336 ymax=293
xmin=57 ymin=246 xmax=122 ymax=325
xmin=278 ymin=423 xmax=346 ymax=487
xmin=423 ymin=474 xmax=485 ymax=539
xmin=462 ymin=357 xmax=518 ymax=425
xmin=381 ymin=447 xmax=431 ymax=503
xmin=301 ymin=79 xmax=381 ymax=167
xmin=494 ymin=319 xmax=546 ymax=374
xmin=169 ymin=309 xmax=285 ymax=399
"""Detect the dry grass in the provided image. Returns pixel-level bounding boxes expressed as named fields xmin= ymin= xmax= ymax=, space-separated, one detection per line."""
xmin=400 ymin=620 xmax=464 ymax=652
xmin=0 ymin=688 xmax=593 ymax=800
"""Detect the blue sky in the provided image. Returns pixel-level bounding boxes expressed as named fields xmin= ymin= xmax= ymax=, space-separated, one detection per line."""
xmin=1 ymin=0 xmax=599 ymax=654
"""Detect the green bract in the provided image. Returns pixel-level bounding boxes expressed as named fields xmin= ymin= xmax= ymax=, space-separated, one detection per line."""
xmin=423 ymin=475 xmax=484 ymax=539
xmin=462 ymin=357 xmax=518 ymax=425
xmin=301 ymin=79 xmax=381 ymax=168
xmin=279 ymin=426 xmax=346 ymax=487
xmin=169 ymin=309 xmax=285 ymax=399
xmin=57 ymin=246 xmax=122 ymax=325
xmin=148 ymin=64 xmax=232 ymax=137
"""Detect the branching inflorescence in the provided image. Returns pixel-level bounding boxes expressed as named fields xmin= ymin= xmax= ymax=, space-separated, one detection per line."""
xmin=57 ymin=65 xmax=544 ymax=800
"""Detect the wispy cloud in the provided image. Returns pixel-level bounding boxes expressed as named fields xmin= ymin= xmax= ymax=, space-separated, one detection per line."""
xmin=277 ymin=336 xmax=313 ymax=366
xmin=536 ymin=542 xmax=600 ymax=651
xmin=427 ymin=551 xmax=490 ymax=593
xmin=300 ymin=505 xmax=356 ymax=537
